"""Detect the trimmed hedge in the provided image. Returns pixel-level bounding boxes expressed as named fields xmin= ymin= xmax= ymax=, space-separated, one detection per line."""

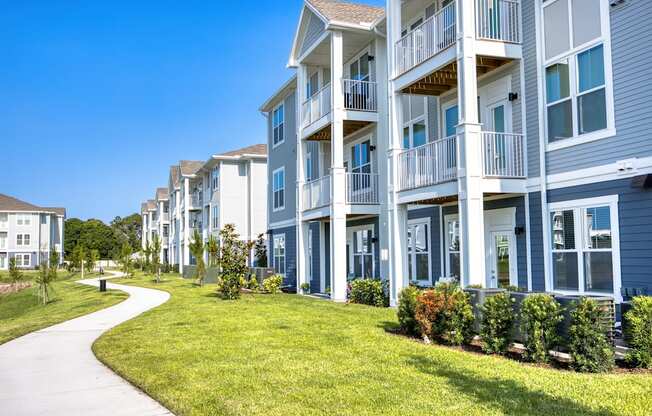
xmin=568 ymin=298 xmax=615 ymax=373
xmin=624 ymin=296 xmax=652 ymax=368
xmin=348 ymin=279 xmax=388 ymax=307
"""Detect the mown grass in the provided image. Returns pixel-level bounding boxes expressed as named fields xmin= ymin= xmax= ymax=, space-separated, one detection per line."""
xmin=0 ymin=273 xmax=127 ymax=344
xmin=94 ymin=273 xmax=652 ymax=416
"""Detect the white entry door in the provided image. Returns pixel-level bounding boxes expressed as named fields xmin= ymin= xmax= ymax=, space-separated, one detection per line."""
xmin=488 ymin=231 xmax=517 ymax=288
xmin=0 ymin=253 xmax=6 ymax=269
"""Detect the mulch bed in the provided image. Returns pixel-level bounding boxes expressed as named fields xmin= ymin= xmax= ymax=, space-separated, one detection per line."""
xmin=0 ymin=282 xmax=32 ymax=295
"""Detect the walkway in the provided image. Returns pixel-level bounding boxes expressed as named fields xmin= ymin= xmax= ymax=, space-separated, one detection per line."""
xmin=0 ymin=273 xmax=173 ymax=416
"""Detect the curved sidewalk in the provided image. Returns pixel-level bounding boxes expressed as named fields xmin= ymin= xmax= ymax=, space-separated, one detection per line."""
xmin=0 ymin=273 xmax=173 ymax=416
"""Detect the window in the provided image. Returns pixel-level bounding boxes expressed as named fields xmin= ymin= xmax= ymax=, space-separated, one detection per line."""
xmin=163 ymin=225 xmax=169 ymax=238
xmin=16 ymin=214 xmax=31 ymax=226
xmin=0 ymin=213 xmax=7 ymax=227
xmin=306 ymin=151 xmax=313 ymax=182
xmin=542 ymin=0 xmax=612 ymax=146
xmin=549 ymin=196 xmax=619 ymax=296
xmin=402 ymin=95 xmax=428 ymax=149
xmin=446 ymin=216 xmax=460 ymax=279
xmin=0 ymin=253 xmax=6 ymax=269
xmin=41 ymin=215 xmax=47 ymax=225
xmin=0 ymin=232 xmax=6 ymax=249
xmin=307 ymin=71 xmax=319 ymax=98
xmin=349 ymin=52 xmax=370 ymax=82
xmin=273 ymin=168 xmax=285 ymax=211
xmin=211 ymin=166 xmax=220 ymax=191
xmin=272 ymin=104 xmax=284 ymax=147
xmin=408 ymin=220 xmax=431 ymax=284
xmin=444 ymin=105 xmax=458 ymax=137
xmin=350 ymin=140 xmax=371 ymax=192
xmin=15 ymin=254 xmax=30 ymax=268
xmin=16 ymin=234 xmax=30 ymax=246
xmin=273 ymin=234 xmax=286 ymax=275
xmin=163 ymin=202 xmax=169 ymax=214
xmin=351 ymin=228 xmax=374 ymax=278
xmin=212 ymin=206 xmax=219 ymax=229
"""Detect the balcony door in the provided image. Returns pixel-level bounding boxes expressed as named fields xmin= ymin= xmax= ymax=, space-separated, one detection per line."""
xmin=348 ymin=226 xmax=374 ymax=279
xmin=407 ymin=219 xmax=431 ymax=285
xmin=350 ymin=139 xmax=372 ymax=196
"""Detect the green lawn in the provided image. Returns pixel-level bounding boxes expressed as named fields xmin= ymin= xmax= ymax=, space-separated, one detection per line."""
xmin=94 ymin=273 xmax=652 ymax=416
xmin=0 ymin=273 xmax=128 ymax=344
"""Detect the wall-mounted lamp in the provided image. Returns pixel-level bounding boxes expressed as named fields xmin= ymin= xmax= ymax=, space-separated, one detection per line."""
xmin=371 ymin=237 xmax=379 ymax=244
xmin=514 ymin=226 xmax=525 ymax=235
xmin=369 ymin=145 xmax=377 ymax=152
xmin=508 ymin=92 xmax=519 ymax=102
xmin=367 ymin=55 xmax=375 ymax=62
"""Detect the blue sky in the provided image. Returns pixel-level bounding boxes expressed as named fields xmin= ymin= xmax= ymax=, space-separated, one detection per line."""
xmin=0 ymin=0 xmax=385 ymax=222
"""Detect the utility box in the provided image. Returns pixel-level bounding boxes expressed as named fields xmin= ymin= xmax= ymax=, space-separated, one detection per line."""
xmin=99 ymin=279 xmax=107 ymax=292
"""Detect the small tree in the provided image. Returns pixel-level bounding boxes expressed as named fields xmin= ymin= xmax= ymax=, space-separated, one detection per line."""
xmin=118 ymin=242 xmax=134 ymax=278
xmin=35 ymin=261 xmax=56 ymax=305
xmin=142 ymin=241 xmax=152 ymax=273
xmin=71 ymin=244 xmax=85 ymax=273
xmin=189 ymin=229 xmax=206 ymax=286
xmin=151 ymin=234 xmax=162 ymax=283
xmin=50 ymin=249 xmax=60 ymax=270
xmin=219 ymin=224 xmax=254 ymax=277
xmin=206 ymin=234 xmax=220 ymax=268
xmin=254 ymin=234 xmax=268 ymax=267
xmin=86 ymin=249 xmax=99 ymax=274
xmin=9 ymin=257 xmax=23 ymax=288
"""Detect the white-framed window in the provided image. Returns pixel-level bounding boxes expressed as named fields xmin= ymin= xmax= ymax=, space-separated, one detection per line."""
xmin=211 ymin=166 xmax=219 ymax=191
xmin=273 ymin=234 xmax=286 ymax=276
xmin=272 ymin=103 xmax=285 ymax=147
xmin=272 ymin=167 xmax=285 ymax=211
xmin=16 ymin=214 xmax=31 ymax=226
xmin=408 ymin=218 xmax=432 ymax=284
xmin=0 ymin=232 xmax=6 ymax=249
xmin=0 ymin=213 xmax=7 ymax=228
xmin=350 ymin=227 xmax=374 ymax=278
xmin=0 ymin=253 xmax=6 ymax=269
xmin=306 ymin=150 xmax=313 ymax=182
xmin=16 ymin=234 xmax=31 ymax=246
xmin=212 ymin=205 xmax=219 ymax=229
xmin=548 ymin=195 xmax=620 ymax=298
xmin=163 ymin=202 xmax=169 ymax=214
xmin=15 ymin=254 xmax=31 ymax=268
xmin=163 ymin=225 xmax=169 ymax=238
xmin=402 ymin=95 xmax=428 ymax=149
xmin=445 ymin=214 xmax=460 ymax=279
xmin=541 ymin=0 xmax=614 ymax=150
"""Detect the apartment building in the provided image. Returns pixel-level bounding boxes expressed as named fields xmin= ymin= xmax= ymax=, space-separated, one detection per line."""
xmin=141 ymin=145 xmax=268 ymax=272
xmin=0 ymin=193 xmax=65 ymax=270
xmin=262 ymin=0 xmax=652 ymax=311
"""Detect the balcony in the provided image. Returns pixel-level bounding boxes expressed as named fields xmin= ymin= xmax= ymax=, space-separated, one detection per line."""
xmin=302 ymin=175 xmax=331 ymax=211
xmin=189 ymin=193 xmax=202 ymax=210
xmin=346 ymin=173 xmax=379 ymax=205
xmin=397 ymin=132 xmax=524 ymax=194
xmin=302 ymin=84 xmax=331 ymax=128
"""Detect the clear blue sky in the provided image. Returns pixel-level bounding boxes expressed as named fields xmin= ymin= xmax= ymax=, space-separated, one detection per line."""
xmin=0 ymin=0 xmax=385 ymax=223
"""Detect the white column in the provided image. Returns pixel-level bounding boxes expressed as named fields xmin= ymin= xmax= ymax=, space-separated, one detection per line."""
xmin=456 ymin=0 xmax=485 ymax=287
xmin=182 ymin=178 xmax=190 ymax=274
xmin=330 ymin=31 xmax=347 ymax=302
xmin=296 ymin=64 xmax=309 ymax=294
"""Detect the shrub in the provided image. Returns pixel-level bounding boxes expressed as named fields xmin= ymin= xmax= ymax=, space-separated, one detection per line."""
xmin=247 ymin=274 xmax=260 ymax=291
xmin=480 ymin=292 xmax=515 ymax=355
xmin=263 ymin=275 xmax=283 ymax=294
xmin=568 ymin=298 xmax=615 ymax=372
xmin=348 ymin=279 xmax=388 ymax=307
xmin=624 ymin=296 xmax=652 ymax=368
xmin=519 ymin=294 xmax=563 ymax=363
xmin=397 ymin=286 xmax=421 ymax=336
xmin=9 ymin=257 xmax=23 ymax=287
xmin=300 ymin=282 xmax=310 ymax=292
xmin=218 ymin=274 xmax=244 ymax=300
xmin=415 ymin=284 xmax=474 ymax=345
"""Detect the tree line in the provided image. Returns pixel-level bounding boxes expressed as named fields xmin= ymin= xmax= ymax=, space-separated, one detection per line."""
xmin=64 ymin=213 xmax=141 ymax=260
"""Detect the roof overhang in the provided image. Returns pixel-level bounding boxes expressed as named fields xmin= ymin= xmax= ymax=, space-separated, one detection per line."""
xmin=259 ymin=75 xmax=297 ymax=112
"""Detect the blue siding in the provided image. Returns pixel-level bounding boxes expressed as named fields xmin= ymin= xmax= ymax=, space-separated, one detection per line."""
xmin=547 ymin=178 xmax=652 ymax=294
xmin=408 ymin=206 xmax=442 ymax=285
xmin=528 ymin=192 xmax=546 ymax=291
xmin=269 ymin=225 xmax=297 ymax=289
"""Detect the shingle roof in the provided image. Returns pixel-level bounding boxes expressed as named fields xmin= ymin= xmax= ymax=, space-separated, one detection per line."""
xmin=156 ymin=187 xmax=169 ymax=201
xmin=169 ymin=165 xmax=180 ymax=189
xmin=147 ymin=200 xmax=156 ymax=211
xmin=0 ymin=193 xmax=65 ymax=216
xmin=179 ymin=160 xmax=204 ymax=177
xmin=308 ymin=0 xmax=384 ymax=26
xmin=141 ymin=202 xmax=149 ymax=214
xmin=220 ymin=144 xmax=267 ymax=157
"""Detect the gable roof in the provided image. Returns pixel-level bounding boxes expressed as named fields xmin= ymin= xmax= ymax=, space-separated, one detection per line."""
xmin=179 ymin=160 xmax=204 ymax=177
xmin=220 ymin=144 xmax=267 ymax=157
xmin=307 ymin=0 xmax=384 ymax=27
xmin=0 ymin=193 xmax=66 ymax=217
xmin=169 ymin=165 xmax=180 ymax=189
xmin=147 ymin=200 xmax=156 ymax=211
xmin=141 ymin=202 xmax=149 ymax=214
xmin=155 ymin=187 xmax=169 ymax=201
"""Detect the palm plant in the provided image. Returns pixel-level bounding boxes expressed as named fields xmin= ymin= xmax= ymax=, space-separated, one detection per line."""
xmin=189 ymin=229 xmax=206 ymax=286
xmin=206 ymin=234 xmax=219 ymax=268
xmin=151 ymin=234 xmax=162 ymax=283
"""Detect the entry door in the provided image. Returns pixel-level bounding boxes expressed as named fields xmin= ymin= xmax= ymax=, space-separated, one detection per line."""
xmin=0 ymin=253 xmax=6 ymax=269
xmin=485 ymin=100 xmax=511 ymax=175
xmin=350 ymin=228 xmax=374 ymax=278
xmin=488 ymin=231 xmax=516 ymax=288
xmin=407 ymin=220 xmax=431 ymax=285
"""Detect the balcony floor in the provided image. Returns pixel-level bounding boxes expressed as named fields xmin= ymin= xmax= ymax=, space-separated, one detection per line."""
xmin=304 ymin=119 xmax=375 ymax=142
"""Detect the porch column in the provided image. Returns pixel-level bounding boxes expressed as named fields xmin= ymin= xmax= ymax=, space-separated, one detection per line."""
xmin=330 ymin=30 xmax=347 ymax=302
xmin=296 ymin=63 xmax=309 ymax=294
xmin=182 ymin=177 xmax=190 ymax=273
xmin=456 ymin=0 xmax=485 ymax=287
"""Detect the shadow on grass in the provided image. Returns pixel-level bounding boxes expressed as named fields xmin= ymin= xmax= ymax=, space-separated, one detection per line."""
xmin=378 ymin=320 xmax=401 ymax=333
xmin=407 ymin=354 xmax=617 ymax=416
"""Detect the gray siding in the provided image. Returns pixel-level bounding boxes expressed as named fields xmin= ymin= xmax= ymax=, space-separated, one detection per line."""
xmin=269 ymin=225 xmax=297 ymax=289
xmin=268 ymin=90 xmax=298 ymax=225
xmin=528 ymin=192 xmax=546 ymax=291
xmin=299 ymin=11 xmax=325 ymax=57
xmin=547 ymin=178 xmax=652 ymax=294
xmin=408 ymin=206 xmax=442 ymax=285
xmin=522 ymin=0 xmax=540 ymax=178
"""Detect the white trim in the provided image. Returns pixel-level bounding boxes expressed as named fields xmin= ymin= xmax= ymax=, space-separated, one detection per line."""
xmin=268 ymin=218 xmax=296 ymax=230
xmin=272 ymin=101 xmax=286 ymax=148
xmin=272 ymin=233 xmax=287 ymax=277
xmin=443 ymin=213 xmax=459 ymax=279
xmin=407 ymin=217 xmax=432 ymax=286
xmin=272 ymin=166 xmax=286 ymax=212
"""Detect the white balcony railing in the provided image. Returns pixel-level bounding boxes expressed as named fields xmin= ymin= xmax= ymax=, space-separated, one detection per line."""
xmin=482 ymin=132 xmax=525 ymax=178
xmin=346 ymin=173 xmax=379 ymax=205
xmin=476 ymin=0 xmax=521 ymax=43
xmin=342 ymin=79 xmax=377 ymax=112
xmin=190 ymin=193 xmax=202 ymax=208
xmin=397 ymin=135 xmax=458 ymax=192
xmin=395 ymin=2 xmax=456 ymax=76
xmin=302 ymin=175 xmax=331 ymax=211
xmin=302 ymin=84 xmax=332 ymax=128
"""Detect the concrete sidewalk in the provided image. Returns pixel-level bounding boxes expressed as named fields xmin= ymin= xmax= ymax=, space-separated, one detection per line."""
xmin=0 ymin=273 xmax=173 ymax=416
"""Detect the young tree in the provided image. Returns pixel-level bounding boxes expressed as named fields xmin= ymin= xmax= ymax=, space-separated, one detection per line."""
xmin=86 ymin=249 xmax=100 ymax=274
xmin=254 ymin=234 xmax=268 ymax=267
xmin=219 ymin=224 xmax=255 ymax=277
xmin=118 ymin=242 xmax=134 ymax=278
xmin=35 ymin=261 xmax=56 ymax=305
xmin=142 ymin=241 xmax=152 ymax=273
xmin=50 ymin=249 xmax=60 ymax=271
xmin=189 ymin=229 xmax=206 ymax=286
xmin=151 ymin=234 xmax=162 ymax=283
xmin=206 ymin=234 xmax=220 ymax=268
xmin=71 ymin=244 xmax=84 ymax=272
xmin=9 ymin=257 xmax=23 ymax=288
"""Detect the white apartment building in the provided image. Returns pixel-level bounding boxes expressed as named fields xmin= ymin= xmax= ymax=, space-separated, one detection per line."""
xmin=0 ymin=193 xmax=65 ymax=270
